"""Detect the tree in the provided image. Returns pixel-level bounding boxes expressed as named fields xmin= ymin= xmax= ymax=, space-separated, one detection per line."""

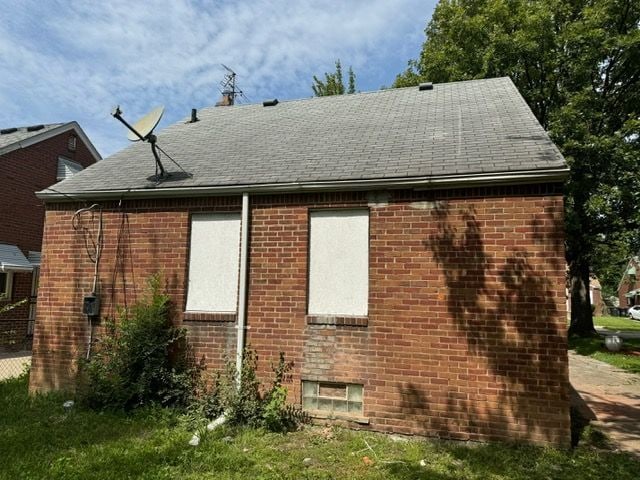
xmin=394 ymin=0 xmax=640 ymax=336
xmin=312 ymin=60 xmax=356 ymax=96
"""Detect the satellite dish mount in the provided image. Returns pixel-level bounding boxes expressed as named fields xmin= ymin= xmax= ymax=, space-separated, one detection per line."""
xmin=111 ymin=105 xmax=167 ymax=181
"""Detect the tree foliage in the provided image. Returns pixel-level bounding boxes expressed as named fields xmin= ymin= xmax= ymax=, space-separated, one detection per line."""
xmin=312 ymin=60 xmax=357 ymax=96
xmin=395 ymin=0 xmax=640 ymax=335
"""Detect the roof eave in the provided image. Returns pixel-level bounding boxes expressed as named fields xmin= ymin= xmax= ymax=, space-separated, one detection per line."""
xmin=36 ymin=167 xmax=569 ymax=203
xmin=0 ymin=122 xmax=102 ymax=163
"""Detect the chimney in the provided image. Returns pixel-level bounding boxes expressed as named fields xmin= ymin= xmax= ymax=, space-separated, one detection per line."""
xmin=215 ymin=91 xmax=234 ymax=107
xmin=190 ymin=108 xmax=199 ymax=123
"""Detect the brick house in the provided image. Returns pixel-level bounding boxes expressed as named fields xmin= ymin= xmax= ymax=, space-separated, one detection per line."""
xmin=0 ymin=123 xmax=100 ymax=350
xmin=617 ymin=256 xmax=640 ymax=309
xmin=29 ymin=78 xmax=570 ymax=446
xmin=589 ymin=275 xmax=606 ymax=316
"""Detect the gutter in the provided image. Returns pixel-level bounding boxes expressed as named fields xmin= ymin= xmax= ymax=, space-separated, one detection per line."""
xmin=36 ymin=167 xmax=569 ymax=203
xmin=235 ymin=192 xmax=250 ymax=388
xmin=0 ymin=265 xmax=34 ymax=273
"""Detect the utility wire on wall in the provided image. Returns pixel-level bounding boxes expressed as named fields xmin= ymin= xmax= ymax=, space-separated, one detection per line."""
xmin=72 ymin=204 xmax=103 ymax=359
xmin=109 ymin=199 xmax=137 ymax=319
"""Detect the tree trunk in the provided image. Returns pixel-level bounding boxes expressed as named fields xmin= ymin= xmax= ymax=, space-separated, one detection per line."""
xmin=568 ymin=257 xmax=596 ymax=336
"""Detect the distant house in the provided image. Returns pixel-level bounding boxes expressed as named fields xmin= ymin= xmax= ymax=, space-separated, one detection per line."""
xmin=30 ymin=78 xmax=570 ymax=446
xmin=617 ymin=256 xmax=640 ymax=309
xmin=589 ymin=275 xmax=606 ymax=316
xmin=0 ymin=123 xmax=100 ymax=350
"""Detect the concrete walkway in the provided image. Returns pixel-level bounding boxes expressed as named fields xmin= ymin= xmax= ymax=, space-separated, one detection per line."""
xmin=596 ymin=327 xmax=640 ymax=339
xmin=569 ymin=352 xmax=640 ymax=455
xmin=0 ymin=351 xmax=31 ymax=381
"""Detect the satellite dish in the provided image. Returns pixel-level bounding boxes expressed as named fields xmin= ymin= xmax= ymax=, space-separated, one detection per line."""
xmin=111 ymin=105 xmax=167 ymax=180
xmin=127 ymin=106 xmax=164 ymax=141
xmin=111 ymin=104 xmax=191 ymax=185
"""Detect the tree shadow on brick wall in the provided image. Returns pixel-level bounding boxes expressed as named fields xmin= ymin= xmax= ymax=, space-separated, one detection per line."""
xmin=396 ymin=201 xmax=567 ymax=446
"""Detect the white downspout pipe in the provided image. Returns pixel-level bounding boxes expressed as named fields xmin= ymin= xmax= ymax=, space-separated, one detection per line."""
xmin=236 ymin=192 xmax=250 ymax=388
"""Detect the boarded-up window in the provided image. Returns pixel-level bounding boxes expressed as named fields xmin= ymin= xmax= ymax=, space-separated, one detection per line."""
xmin=186 ymin=213 xmax=241 ymax=312
xmin=308 ymin=210 xmax=368 ymax=316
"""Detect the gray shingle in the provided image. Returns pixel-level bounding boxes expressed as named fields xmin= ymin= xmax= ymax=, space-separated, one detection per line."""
xmin=0 ymin=124 xmax=64 ymax=150
xmin=44 ymin=77 xmax=566 ymax=197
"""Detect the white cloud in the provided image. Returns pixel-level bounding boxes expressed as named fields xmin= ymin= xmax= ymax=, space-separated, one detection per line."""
xmin=0 ymin=0 xmax=432 ymax=156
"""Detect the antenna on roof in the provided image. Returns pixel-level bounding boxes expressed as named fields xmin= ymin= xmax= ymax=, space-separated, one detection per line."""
xmin=111 ymin=105 xmax=167 ymax=181
xmin=216 ymin=65 xmax=249 ymax=106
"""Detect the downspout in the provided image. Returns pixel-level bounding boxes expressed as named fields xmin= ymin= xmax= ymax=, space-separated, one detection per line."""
xmin=236 ymin=192 xmax=250 ymax=387
xmin=192 ymin=193 xmax=250 ymax=443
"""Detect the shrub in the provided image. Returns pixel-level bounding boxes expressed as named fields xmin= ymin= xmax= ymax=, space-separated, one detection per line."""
xmin=219 ymin=348 xmax=264 ymax=427
xmin=78 ymin=275 xmax=202 ymax=411
xmin=198 ymin=349 xmax=308 ymax=432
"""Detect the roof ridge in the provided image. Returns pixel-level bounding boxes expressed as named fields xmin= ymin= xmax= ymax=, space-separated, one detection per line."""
xmin=192 ymin=76 xmax=515 ymax=118
xmin=0 ymin=122 xmax=65 ymax=131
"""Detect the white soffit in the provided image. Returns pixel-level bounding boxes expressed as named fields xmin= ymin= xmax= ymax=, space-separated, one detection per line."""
xmin=186 ymin=213 xmax=241 ymax=312
xmin=0 ymin=244 xmax=34 ymax=272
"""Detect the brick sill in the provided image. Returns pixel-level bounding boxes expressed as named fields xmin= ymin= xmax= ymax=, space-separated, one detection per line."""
xmin=183 ymin=311 xmax=237 ymax=322
xmin=306 ymin=315 xmax=368 ymax=327
xmin=305 ymin=410 xmax=370 ymax=425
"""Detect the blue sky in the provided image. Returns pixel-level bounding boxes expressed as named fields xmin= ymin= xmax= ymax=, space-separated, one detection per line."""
xmin=0 ymin=0 xmax=435 ymax=157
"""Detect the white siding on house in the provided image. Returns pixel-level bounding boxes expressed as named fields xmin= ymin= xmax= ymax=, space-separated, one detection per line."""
xmin=57 ymin=157 xmax=83 ymax=180
xmin=186 ymin=213 xmax=241 ymax=312
xmin=308 ymin=210 xmax=369 ymax=316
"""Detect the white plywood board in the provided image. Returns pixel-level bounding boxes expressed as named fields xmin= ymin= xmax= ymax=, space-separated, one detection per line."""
xmin=308 ymin=210 xmax=369 ymax=316
xmin=186 ymin=213 xmax=241 ymax=312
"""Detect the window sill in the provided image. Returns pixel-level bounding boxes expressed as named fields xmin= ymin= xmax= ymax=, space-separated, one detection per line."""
xmin=305 ymin=409 xmax=370 ymax=425
xmin=183 ymin=311 xmax=237 ymax=322
xmin=306 ymin=315 xmax=368 ymax=327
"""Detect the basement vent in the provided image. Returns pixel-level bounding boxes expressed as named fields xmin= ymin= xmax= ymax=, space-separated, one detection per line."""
xmin=26 ymin=124 xmax=44 ymax=132
xmin=418 ymin=82 xmax=433 ymax=91
xmin=0 ymin=128 xmax=17 ymax=135
xmin=302 ymin=381 xmax=363 ymax=416
xmin=263 ymin=99 xmax=279 ymax=107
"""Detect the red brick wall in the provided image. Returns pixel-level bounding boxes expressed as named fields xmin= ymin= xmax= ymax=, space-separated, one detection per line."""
xmin=0 ymin=129 xmax=97 ymax=349
xmin=591 ymin=286 xmax=604 ymax=316
xmin=618 ymin=259 xmax=639 ymax=308
xmin=29 ymin=185 xmax=569 ymax=446
xmin=0 ymin=130 xmax=96 ymax=252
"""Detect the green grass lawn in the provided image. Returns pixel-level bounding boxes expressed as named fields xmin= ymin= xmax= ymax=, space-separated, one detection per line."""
xmin=569 ymin=336 xmax=640 ymax=374
xmin=1 ymin=375 xmax=638 ymax=479
xmin=594 ymin=316 xmax=640 ymax=332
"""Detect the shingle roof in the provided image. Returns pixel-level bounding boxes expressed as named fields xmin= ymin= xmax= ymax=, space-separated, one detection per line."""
xmin=0 ymin=124 xmax=64 ymax=150
xmin=0 ymin=122 xmax=102 ymax=162
xmin=40 ymin=77 xmax=567 ymax=200
xmin=0 ymin=243 xmax=34 ymax=272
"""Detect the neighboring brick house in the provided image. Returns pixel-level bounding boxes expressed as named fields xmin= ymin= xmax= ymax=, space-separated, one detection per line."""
xmin=589 ymin=275 xmax=606 ymax=316
xmin=30 ymin=78 xmax=570 ymax=446
xmin=617 ymin=256 xmax=640 ymax=309
xmin=0 ymin=123 xmax=100 ymax=350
